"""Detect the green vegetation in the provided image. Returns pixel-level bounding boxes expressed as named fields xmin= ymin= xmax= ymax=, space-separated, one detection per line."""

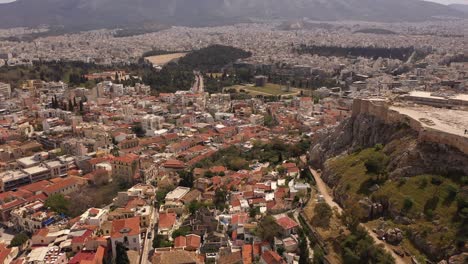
xmin=45 ymin=193 xmax=70 ymax=215
xmin=196 ymin=138 xmax=310 ymax=169
xmin=177 ymin=45 xmax=251 ymax=72
xmin=156 ymin=185 xmax=175 ymax=206
xmin=153 ymin=235 xmax=173 ymax=248
xmin=257 ymin=215 xmax=281 ymax=243
xmin=178 ymin=170 xmax=194 ymax=188
xmin=0 ymin=61 xmax=107 ymax=88
xmin=9 ymin=233 xmax=29 ymax=248
xmin=326 ymin=146 xmax=467 ymax=261
xmin=312 ymin=203 xmax=333 ymax=228
xmin=214 ymin=188 xmax=228 ymax=211
xmin=172 ymin=226 xmax=191 ymax=239
xmin=115 ymin=242 xmax=130 ymax=264
xmin=340 ymin=227 xmax=394 ymax=264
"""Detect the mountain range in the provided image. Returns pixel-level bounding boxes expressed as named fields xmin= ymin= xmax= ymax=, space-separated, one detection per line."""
xmin=449 ymin=3 xmax=468 ymax=14
xmin=0 ymin=0 xmax=465 ymax=30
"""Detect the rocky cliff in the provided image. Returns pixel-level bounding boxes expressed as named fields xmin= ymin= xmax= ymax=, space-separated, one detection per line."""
xmin=310 ymin=100 xmax=468 ymax=181
xmin=309 ymin=99 xmax=468 ymax=262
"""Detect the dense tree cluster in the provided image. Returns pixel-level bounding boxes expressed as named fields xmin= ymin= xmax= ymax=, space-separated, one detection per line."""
xmin=195 ymin=138 xmax=311 ymax=170
xmin=178 ymin=45 xmax=251 ymax=72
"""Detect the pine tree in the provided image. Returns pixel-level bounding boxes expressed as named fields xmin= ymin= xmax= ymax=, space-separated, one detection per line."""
xmin=115 ymin=242 xmax=130 ymax=264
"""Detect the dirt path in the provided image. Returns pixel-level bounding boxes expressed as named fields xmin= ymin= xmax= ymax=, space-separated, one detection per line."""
xmin=308 ymin=167 xmax=408 ymax=264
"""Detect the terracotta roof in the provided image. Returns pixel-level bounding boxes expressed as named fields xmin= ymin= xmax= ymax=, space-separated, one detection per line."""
xmin=275 ymin=216 xmax=299 ymax=230
xmin=186 ymin=234 xmax=201 ymax=249
xmin=174 ymin=236 xmax=186 ymax=248
xmin=261 ymin=250 xmax=285 ymax=264
xmin=152 ymin=250 xmax=202 ymax=264
xmin=0 ymin=243 xmax=12 ymax=264
xmin=19 ymin=180 xmax=51 ymax=193
xmin=111 ymin=217 xmax=140 ymax=238
xmin=218 ymin=251 xmax=242 ymax=264
xmin=158 ymin=212 xmax=176 ymax=230
xmin=43 ymin=177 xmax=79 ymax=195
xmin=163 ymin=159 xmax=186 ymax=169
xmin=70 ymin=246 xmax=106 ymax=264
xmin=242 ymin=244 xmax=253 ymax=264
xmin=113 ymin=153 xmax=139 ymax=164
xmin=231 ymin=213 xmax=249 ymax=226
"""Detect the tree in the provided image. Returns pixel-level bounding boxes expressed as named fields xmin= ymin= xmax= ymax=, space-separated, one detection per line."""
xmin=9 ymin=233 xmax=28 ymax=248
xmin=257 ymin=215 xmax=281 ymax=243
xmin=188 ymin=201 xmax=202 ymax=215
xmin=79 ymin=100 xmax=84 ymax=114
xmin=131 ymin=123 xmax=145 ymax=138
xmin=172 ymin=226 xmax=191 ymax=239
xmin=312 ymin=203 xmax=333 ymax=228
xmin=277 ymin=166 xmax=286 ymax=175
xmin=115 ymin=242 xmax=130 ymax=264
xmin=214 ymin=188 xmax=227 ymax=211
xmin=364 ymin=153 xmax=387 ymax=175
xmin=402 ymin=197 xmax=414 ymax=213
xmin=249 ymin=207 xmax=260 ymax=218
xmin=45 ymin=193 xmax=69 ymax=215
xmin=341 ymin=200 xmax=366 ymax=232
xmin=68 ymin=99 xmax=74 ymax=111
xmin=178 ymin=170 xmax=194 ymax=188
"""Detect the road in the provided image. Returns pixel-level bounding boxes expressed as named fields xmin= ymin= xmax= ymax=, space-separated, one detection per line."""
xmin=140 ymin=210 xmax=158 ymax=264
xmin=308 ymin=167 xmax=407 ymax=264
xmin=191 ymin=71 xmax=204 ymax=93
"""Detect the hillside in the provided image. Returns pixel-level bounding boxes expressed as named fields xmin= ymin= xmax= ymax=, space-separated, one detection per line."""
xmin=309 ymin=100 xmax=468 ymax=262
xmin=0 ymin=0 xmax=465 ymax=29
xmin=450 ymin=4 xmax=468 ymax=14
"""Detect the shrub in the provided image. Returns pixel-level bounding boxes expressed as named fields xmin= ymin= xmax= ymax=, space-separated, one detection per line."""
xmin=364 ymin=153 xmax=387 ymax=175
xmin=312 ymin=203 xmax=333 ymax=228
xmin=403 ymin=197 xmax=414 ymax=212
xmin=431 ymin=177 xmax=443 ymax=186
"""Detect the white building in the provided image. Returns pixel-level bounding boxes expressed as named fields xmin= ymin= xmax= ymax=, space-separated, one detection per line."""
xmin=142 ymin=114 xmax=165 ymax=136
xmin=110 ymin=217 xmax=141 ymax=257
xmin=77 ymin=208 xmax=109 ymax=227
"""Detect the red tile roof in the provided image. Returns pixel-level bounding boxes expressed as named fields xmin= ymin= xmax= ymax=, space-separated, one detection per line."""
xmin=231 ymin=213 xmax=249 ymax=226
xmin=275 ymin=216 xmax=299 ymax=230
xmin=111 ymin=217 xmax=140 ymax=238
xmin=113 ymin=153 xmax=139 ymax=164
xmin=261 ymin=250 xmax=284 ymax=264
xmin=186 ymin=234 xmax=201 ymax=249
xmin=174 ymin=236 xmax=186 ymax=248
xmin=158 ymin=212 xmax=176 ymax=230
xmin=242 ymin=244 xmax=253 ymax=264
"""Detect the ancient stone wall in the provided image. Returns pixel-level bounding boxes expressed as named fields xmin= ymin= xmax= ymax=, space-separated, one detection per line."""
xmin=352 ymin=99 xmax=468 ymax=155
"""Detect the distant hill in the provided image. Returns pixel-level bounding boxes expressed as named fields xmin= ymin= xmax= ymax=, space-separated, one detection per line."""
xmin=449 ymin=4 xmax=468 ymax=14
xmin=354 ymin=28 xmax=397 ymax=35
xmin=0 ymin=0 xmax=465 ymax=30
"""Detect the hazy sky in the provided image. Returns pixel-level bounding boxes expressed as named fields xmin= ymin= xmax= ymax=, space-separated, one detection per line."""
xmin=0 ymin=0 xmax=467 ymax=4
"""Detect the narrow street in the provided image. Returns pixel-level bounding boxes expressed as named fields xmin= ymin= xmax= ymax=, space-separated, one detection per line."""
xmin=140 ymin=210 xmax=158 ymax=264
xmin=308 ymin=167 xmax=407 ymax=264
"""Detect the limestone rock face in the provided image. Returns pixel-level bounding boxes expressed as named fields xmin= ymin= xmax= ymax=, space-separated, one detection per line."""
xmin=310 ymin=113 xmax=468 ymax=181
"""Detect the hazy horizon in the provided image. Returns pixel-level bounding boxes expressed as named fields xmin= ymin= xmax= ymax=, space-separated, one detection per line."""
xmin=0 ymin=0 xmax=467 ymax=3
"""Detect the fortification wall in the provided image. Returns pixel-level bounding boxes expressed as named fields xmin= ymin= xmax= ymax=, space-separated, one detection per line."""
xmin=352 ymin=99 xmax=468 ymax=155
